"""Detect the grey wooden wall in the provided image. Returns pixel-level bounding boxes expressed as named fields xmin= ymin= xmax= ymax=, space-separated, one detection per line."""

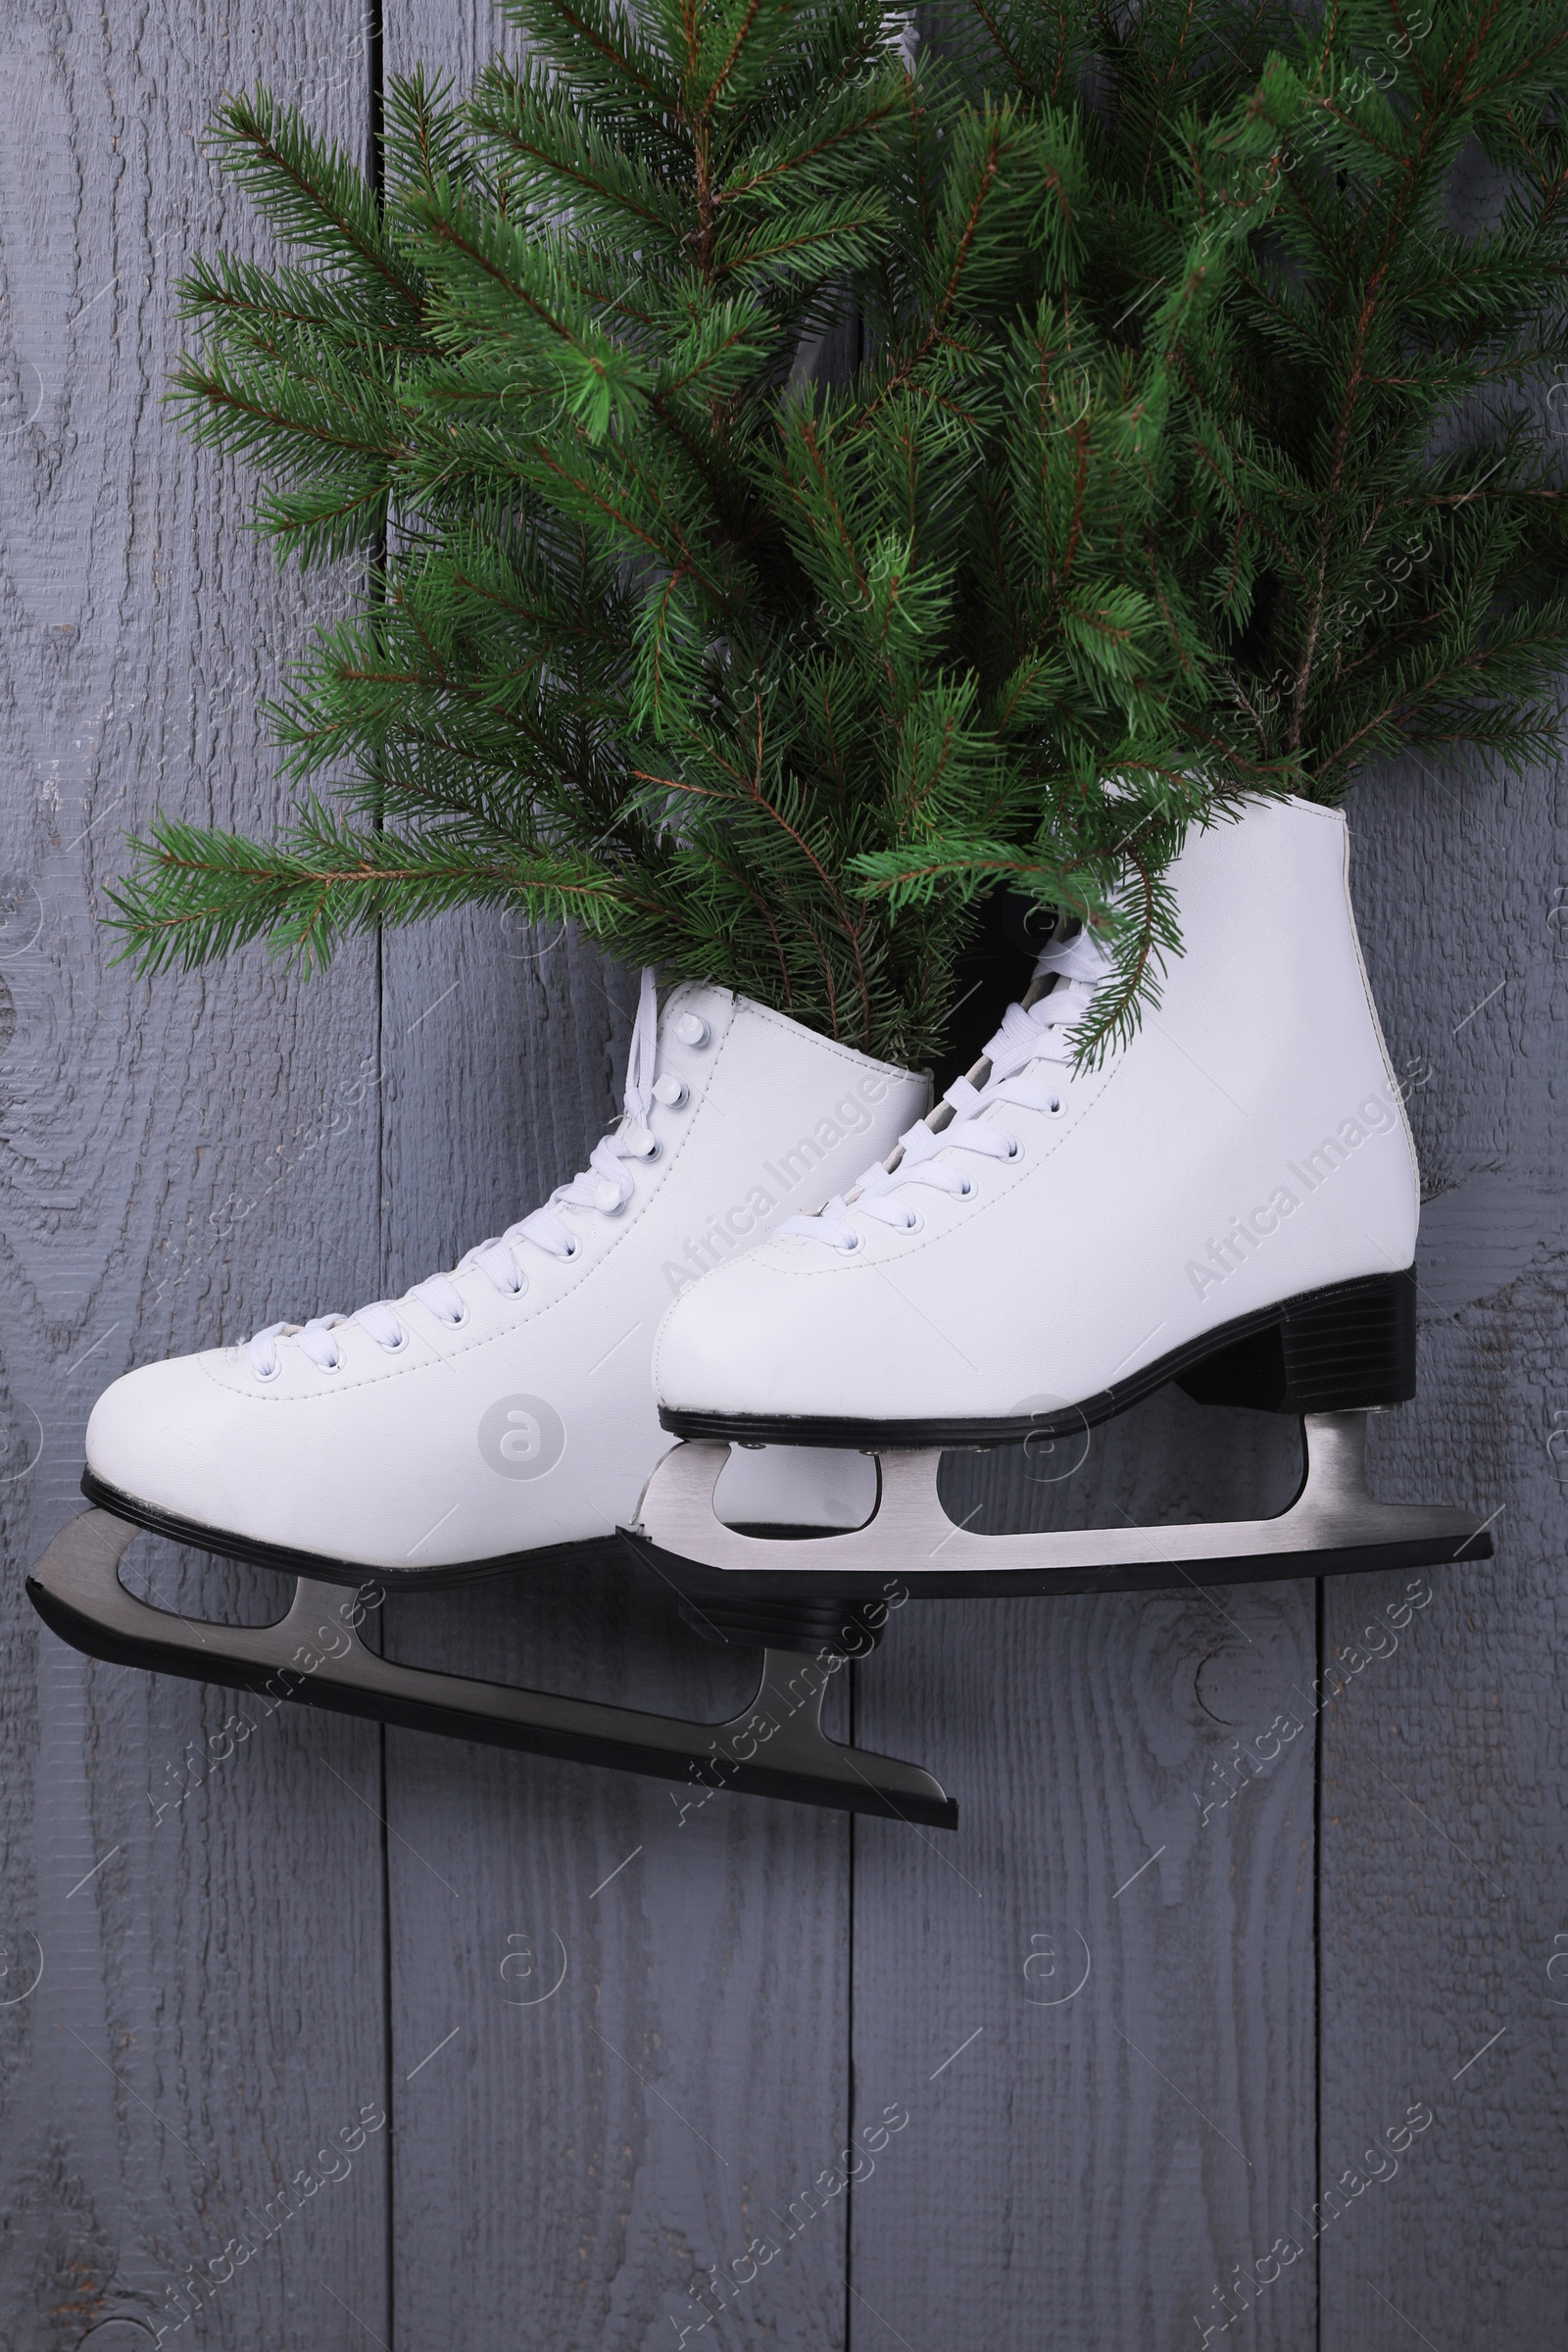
xmin=1 ymin=0 xmax=1562 ymax=2345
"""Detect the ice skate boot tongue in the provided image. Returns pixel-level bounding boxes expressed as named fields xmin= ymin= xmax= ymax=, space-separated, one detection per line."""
xmin=783 ymin=926 xmax=1112 ymax=1253
xmin=246 ymin=967 xmax=665 ymax=1381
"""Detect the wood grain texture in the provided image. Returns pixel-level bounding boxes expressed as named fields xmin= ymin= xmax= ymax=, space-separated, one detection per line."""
xmin=1316 ymin=762 xmax=1568 ymax=2351
xmin=0 ymin=4 xmax=390 ymax=2343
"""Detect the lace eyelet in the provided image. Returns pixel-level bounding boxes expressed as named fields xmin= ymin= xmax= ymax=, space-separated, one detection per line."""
xmin=253 ymin=1361 xmax=281 ymax=1385
xmin=637 ymin=1137 xmax=662 ymax=1163
xmin=444 ymin=1305 xmax=470 ymax=1330
xmin=1004 ymin=1135 xmax=1022 ymax=1158
xmin=839 ymin=1231 xmax=864 ymax=1254
xmin=379 ymin=1329 xmax=410 ymax=1354
xmin=1046 ymin=1099 xmax=1065 ymax=1119
xmin=562 ymin=1239 xmax=581 ymax=1261
xmin=320 ymin=1352 xmax=344 ymax=1373
xmin=956 ymin=1175 xmax=976 ymax=1199
xmin=901 ymin=1209 xmax=924 ymax=1235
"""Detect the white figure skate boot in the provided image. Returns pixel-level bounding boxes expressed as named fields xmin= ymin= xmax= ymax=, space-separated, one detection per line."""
xmin=80 ymin=973 xmax=924 ymax=1581
xmin=30 ymin=980 xmax=958 ymax=1827
xmin=635 ymin=798 xmax=1494 ymax=1599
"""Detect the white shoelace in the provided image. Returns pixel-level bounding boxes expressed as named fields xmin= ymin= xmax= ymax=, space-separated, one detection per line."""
xmin=779 ymin=926 xmax=1112 ymax=1253
xmin=247 ymin=968 xmax=662 ymax=1381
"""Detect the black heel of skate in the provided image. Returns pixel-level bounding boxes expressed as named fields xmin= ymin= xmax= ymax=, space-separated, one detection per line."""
xmin=1177 ymin=1270 xmax=1417 ymax=1416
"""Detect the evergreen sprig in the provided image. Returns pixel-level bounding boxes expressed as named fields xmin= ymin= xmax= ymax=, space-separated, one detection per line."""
xmin=115 ymin=0 xmax=1568 ymax=1069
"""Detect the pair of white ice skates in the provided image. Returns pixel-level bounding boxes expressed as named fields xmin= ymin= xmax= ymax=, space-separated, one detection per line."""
xmin=30 ymin=801 xmax=1492 ymax=1827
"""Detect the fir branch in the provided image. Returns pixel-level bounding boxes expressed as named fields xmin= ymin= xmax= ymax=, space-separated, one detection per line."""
xmin=129 ymin=0 xmax=1568 ymax=1071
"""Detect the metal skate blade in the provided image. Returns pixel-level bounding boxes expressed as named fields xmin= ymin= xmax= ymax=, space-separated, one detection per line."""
xmin=26 ymin=1510 xmax=956 ymax=1830
xmin=630 ymin=1414 xmax=1495 ymax=1598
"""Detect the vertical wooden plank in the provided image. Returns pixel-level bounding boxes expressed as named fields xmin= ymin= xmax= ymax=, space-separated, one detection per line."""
xmin=1317 ymin=764 xmax=1568 ymax=2347
xmin=850 ymin=1396 xmax=1321 ymax=2350
xmin=375 ymin=6 xmax=854 ymax=2343
xmin=383 ymin=1551 xmax=853 ymax=2351
xmin=0 ymin=4 xmax=391 ymax=2342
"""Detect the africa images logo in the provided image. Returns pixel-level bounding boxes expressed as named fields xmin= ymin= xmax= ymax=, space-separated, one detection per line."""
xmin=1183 ymin=1084 xmax=1407 ymax=1300
xmin=659 ymin=1069 xmax=893 ymax=1297
xmin=478 ymin=1394 xmax=566 ymax=1480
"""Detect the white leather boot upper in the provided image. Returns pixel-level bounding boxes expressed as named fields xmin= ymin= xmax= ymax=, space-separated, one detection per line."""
xmin=655 ymin=798 xmax=1420 ymax=1429
xmin=85 ymin=979 xmax=926 ymax=1572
